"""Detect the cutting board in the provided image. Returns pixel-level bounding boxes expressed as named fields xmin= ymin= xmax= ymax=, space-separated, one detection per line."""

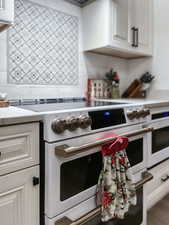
xmin=0 ymin=101 xmax=10 ymax=107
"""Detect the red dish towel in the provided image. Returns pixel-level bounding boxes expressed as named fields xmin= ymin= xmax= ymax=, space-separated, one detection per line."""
xmin=97 ymin=134 xmax=137 ymax=222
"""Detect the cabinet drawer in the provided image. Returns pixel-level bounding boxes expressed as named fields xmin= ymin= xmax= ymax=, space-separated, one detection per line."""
xmin=0 ymin=123 xmax=39 ymax=175
xmin=147 ymin=159 xmax=169 ymax=209
xmin=147 ymin=159 xmax=169 ymax=194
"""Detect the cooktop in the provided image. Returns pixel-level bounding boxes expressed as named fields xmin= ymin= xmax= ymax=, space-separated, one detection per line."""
xmin=18 ymin=100 xmax=129 ymax=113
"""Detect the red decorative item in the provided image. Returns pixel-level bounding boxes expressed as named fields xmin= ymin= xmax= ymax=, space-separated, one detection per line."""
xmin=102 ymin=192 xmax=112 ymax=208
xmin=101 ymin=133 xmax=128 ymax=156
xmin=97 ymin=132 xmax=136 ymax=222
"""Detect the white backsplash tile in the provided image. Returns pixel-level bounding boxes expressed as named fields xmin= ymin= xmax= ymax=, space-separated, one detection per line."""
xmin=8 ymin=0 xmax=79 ymax=85
xmin=0 ymin=0 xmax=130 ymax=99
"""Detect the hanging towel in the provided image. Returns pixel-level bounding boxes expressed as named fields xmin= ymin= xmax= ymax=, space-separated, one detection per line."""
xmin=96 ymin=134 xmax=137 ymax=222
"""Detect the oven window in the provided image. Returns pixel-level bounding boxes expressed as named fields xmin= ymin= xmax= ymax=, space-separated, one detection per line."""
xmin=152 ymin=127 xmax=169 ymax=154
xmin=83 ymin=188 xmax=143 ymax=225
xmin=60 ymin=152 xmax=102 ymax=201
xmin=126 ymin=138 xmax=143 ymax=166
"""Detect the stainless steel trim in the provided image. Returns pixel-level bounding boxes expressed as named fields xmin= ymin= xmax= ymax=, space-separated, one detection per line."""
xmin=145 ymin=102 xmax=169 ymax=109
xmin=0 ymin=24 xmax=11 ymax=32
xmin=55 ymin=127 xmax=154 ymax=158
xmin=55 ymin=171 xmax=153 ymax=225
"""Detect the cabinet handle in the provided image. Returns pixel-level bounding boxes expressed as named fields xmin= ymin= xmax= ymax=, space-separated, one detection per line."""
xmin=33 ymin=177 xmax=40 ymax=186
xmin=161 ymin=175 xmax=169 ymax=182
xmin=131 ymin=27 xmax=136 ymax=47
xmin=135 ymin=28 xmax=139 ymax=47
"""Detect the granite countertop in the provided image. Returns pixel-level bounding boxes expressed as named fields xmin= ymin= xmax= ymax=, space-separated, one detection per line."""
xmin=0 ymin=106 xmax=43 ymax=126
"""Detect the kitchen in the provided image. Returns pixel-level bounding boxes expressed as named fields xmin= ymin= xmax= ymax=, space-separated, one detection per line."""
xmin=0 ymin=0 xmax=169 ymax=225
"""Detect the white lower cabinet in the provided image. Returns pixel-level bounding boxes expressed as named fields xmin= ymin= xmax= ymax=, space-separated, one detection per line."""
xmin=0 ymin=166 xmax=39 ymax=225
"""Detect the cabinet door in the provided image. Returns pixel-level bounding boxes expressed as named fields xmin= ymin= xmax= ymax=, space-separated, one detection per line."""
xmin=0 ymin=0 xmax=14 ymax=23
xmin=0 ymin=166 xmax=39 ymax=225
xmin=133 ymin=0 xmax=153 ymax=54
xmin=111 ymin=0 xmax=132 ymax=49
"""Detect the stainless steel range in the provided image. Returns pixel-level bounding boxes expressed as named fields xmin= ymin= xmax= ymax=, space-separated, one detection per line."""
xmin=19 ymin=99 xmax=153 ymax=225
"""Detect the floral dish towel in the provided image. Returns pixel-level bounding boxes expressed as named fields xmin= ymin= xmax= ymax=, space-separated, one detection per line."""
xmin=96 ymin=134 xmax=137 ymax=222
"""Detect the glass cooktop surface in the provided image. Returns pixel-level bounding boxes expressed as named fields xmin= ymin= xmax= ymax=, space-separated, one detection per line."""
xmin=18 ymin=100 xmax=129 ymax=112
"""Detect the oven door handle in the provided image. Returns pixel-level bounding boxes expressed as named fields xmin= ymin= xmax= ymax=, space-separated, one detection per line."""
xmin=55 ymin=171 xmax=153 ymax=225
xmin=55 ymin=207 xmax=101 ymax=225
xmin=55 ymin=127 xmax=154 ymax=158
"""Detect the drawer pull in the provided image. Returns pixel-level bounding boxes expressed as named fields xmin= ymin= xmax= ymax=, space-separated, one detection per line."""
xmin=161 ymin=175 xmax=169 ymax=182
xmin=33 ymin=177 xmax=40 ymax=186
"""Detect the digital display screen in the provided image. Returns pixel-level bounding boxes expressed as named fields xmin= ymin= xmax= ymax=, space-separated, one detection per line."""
xmin=89 ymin=109 xmax=126 ymax=130
xmin=152 ymin=111 xmax=169 ymax=120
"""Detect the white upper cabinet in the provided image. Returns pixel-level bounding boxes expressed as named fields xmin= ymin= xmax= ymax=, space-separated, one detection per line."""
xmin=82 ymin=0 xmax=153 ymax=59
xmin=132 ymin=0 xmax=153 ymax=54
xmin=0 ymin=0 xmax=14 ymax=32
xmin=111 ymin=0 xmax=131 ymax=49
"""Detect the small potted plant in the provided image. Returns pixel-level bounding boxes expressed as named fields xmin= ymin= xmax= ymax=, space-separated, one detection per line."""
xmin=105 ymin=68 xmax=120 ymax=99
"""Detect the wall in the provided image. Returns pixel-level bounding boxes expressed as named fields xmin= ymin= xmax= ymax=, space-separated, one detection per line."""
xmin=128 ymin=0 xmax=169 ymax=100
xmin=1 ymin=0 xmax=169 ymax=100
xmin=0 ymin=0 xmax=129 ymax=100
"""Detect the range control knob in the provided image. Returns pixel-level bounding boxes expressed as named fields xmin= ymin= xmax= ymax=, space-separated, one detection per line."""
xmin=136 ymin=110 xmax=143 ymax=119
xmin=139 ymin=110 xmax=146 ymax=118
xmin=145 ymin=109 xmax=150 ymax=116
xmin=127 ymin=111 xmax=137 ymax=120
xmin=52 ymin=119 xmax=66 ymax=134
xmin=141 ymin=109 xmax=150 ymax=118
xmin=79 ymin=115 xmax=92 ymax=129
xmin=66 ymin=116 xmax=79 ymax=131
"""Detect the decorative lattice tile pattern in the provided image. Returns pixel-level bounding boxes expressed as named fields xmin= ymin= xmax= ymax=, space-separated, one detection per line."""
xmin=8 ymin=0 xmax=79 ymax=85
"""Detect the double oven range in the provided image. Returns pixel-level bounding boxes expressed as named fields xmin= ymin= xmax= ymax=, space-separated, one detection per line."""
xmin=147 ymin=105 xmax=169 ymax=168
xmin=19 ymin=99 xmax=153 ymax=225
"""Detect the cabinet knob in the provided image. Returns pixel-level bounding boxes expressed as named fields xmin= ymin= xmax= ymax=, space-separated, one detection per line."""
xmin=33 ymin=177 xmax=40 ymax=186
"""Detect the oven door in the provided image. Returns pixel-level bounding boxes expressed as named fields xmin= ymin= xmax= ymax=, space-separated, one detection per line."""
xmin=148 ymin=118 xmax=169 ymax=168
xmin=46 ymin=172 xmax=153 ymax=225
xmin=45 ymin=125 xmax=151 ymax=219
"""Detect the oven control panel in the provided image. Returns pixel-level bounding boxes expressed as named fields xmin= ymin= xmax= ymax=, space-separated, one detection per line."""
xmin=51 ymin=114 xmax=92 ymax=134
xmin=44 ymin=112 xmax=92 ymax=142
xmin=44 ymin=106 xmax=150 ymax=142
